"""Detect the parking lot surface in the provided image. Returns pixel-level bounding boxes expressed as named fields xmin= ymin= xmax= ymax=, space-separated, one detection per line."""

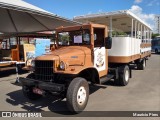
xmin=0 ymin=54 xmax=159 ymax=120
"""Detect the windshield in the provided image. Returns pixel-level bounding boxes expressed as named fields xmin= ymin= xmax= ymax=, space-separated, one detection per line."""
xmin=58 ymin=29 xmax=90 ymax=46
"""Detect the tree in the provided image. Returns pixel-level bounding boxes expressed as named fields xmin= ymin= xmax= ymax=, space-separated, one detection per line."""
xmin=152 ymin=33 xmax=160 ymax=39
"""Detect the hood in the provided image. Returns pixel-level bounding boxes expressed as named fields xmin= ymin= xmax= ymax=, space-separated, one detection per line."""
xmin=36 ymin=46 xmax=91 ymax=66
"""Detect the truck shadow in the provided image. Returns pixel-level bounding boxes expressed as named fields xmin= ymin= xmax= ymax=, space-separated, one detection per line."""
xmin=6 ymin=84 xmax=107 ymax=115
xmin=6 ymin=89 xmax=71 ymax=113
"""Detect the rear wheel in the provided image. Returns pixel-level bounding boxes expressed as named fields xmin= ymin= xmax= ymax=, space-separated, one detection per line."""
xmin=155 ymin=49 xmax=158 ymax=54
xmin=137 ymin=59 xmax=146 ymax=70
xmin=66 ymin=77 xmax=89 ymax=113
xmin=115 ymin=65 xmax=130 ymax=86
xmin=22 ymin=73 xmax=42 ymax=100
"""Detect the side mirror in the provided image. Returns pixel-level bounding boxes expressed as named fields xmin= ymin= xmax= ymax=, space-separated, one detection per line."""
xmin=105 ymin=37 xmax=112 ymax=49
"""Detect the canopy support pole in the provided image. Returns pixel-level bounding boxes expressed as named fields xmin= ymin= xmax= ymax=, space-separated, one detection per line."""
xmin=141 ymin=24 xmax=142 ymax=40
xmin=109 ymin=16 xmax=112 ymax=37
xmin=135 ymin=20 xmax=137 ymax=39
xmin=131 ymin=19 xmax=133 ymax=38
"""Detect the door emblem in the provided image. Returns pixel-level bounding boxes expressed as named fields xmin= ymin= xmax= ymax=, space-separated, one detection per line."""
xmin=96 ymin=52 xmax=104 ymax=68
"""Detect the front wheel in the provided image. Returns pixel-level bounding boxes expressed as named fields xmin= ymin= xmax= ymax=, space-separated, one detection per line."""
xmin=66 ymin=77 xmax=89 ymax=113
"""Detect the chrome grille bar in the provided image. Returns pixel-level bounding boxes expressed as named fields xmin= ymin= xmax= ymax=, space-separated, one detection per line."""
xmin=35 ymin=60 xmax=54 ymax=81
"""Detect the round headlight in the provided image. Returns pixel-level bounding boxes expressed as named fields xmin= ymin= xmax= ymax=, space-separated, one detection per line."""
xmin=31 ymin=60 xmax=35 ymax=67
xmin=60 ymin=61 xmax=65 ymax=70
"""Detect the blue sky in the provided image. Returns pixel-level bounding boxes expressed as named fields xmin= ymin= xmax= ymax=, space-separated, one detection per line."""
xmin=24 ymin=0 xmax=159 ymax=18
xmin=24 ymin=0 xmax=160 ymax=30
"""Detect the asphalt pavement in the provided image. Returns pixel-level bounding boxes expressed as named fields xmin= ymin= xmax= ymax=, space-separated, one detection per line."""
xmin=0 ymin=54 xmax=159 ymax=120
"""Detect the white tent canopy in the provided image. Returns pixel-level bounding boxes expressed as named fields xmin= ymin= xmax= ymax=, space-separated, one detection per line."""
xmin=74 ymin=10 xmax=152 ymax=33
xmin=0 ymin=0 xmax=80 ymax=33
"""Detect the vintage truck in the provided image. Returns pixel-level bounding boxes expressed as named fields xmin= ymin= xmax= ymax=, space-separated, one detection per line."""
xmin=20 ymin=23 xmax=151 ymax=113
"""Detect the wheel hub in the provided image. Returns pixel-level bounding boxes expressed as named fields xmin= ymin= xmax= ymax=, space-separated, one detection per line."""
xmin=77 ymin=86 xmax=86 ymax=106
xmin=125 ymin=70 xmax=129 ymax=82
xmin=143 ymin=60 xmax=146 ymax=68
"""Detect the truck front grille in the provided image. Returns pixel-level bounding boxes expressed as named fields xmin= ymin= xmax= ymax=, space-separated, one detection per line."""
xmin=35 ymin=60 xmax=54 ymax=81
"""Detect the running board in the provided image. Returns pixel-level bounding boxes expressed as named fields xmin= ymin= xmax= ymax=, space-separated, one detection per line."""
xmin=100 ymin=74 xmax=114 ymax=84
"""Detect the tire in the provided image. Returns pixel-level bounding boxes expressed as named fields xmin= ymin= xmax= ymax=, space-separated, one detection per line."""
xmin=66 ymin=77 xmax=89 ymax=113
xmin=155 ymin=49 xmax=158 ymax=54
xmin=115 ymin=65 xmax=130 ymax=86
xmin=22 ymin=73 xmax=42 ymax=100
xmin=137 ymin=59 xmax=146 ymax=70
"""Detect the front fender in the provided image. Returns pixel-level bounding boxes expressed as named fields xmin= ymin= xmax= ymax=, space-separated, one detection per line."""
xmin=54 ymin=66 xmax=100 ymax=84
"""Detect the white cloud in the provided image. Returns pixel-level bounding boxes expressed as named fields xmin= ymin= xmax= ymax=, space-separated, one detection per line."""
xmin=87 ymin=11 xmax=92 ymax=14
xmin=147 ymin=0 xmax=159 ymax=6
xmin=134 ymin=0 xmax=143 ymax=4
xmin=129 ymin=5 xmax=155 ymax=30
xmin=98 ymin=9 xmax=103 ymax=13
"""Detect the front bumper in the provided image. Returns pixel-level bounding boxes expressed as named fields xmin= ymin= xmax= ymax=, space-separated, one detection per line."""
xmin=19 ymin=77 xmax=65 ymax=92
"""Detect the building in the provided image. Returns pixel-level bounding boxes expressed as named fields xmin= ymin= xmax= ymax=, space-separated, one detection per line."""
xmin=155 ymin=15 xmax=160 ymax=34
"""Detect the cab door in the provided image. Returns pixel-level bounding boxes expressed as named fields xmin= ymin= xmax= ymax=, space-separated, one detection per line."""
xmin=93 ymin=28 xmax=108 ymax=77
